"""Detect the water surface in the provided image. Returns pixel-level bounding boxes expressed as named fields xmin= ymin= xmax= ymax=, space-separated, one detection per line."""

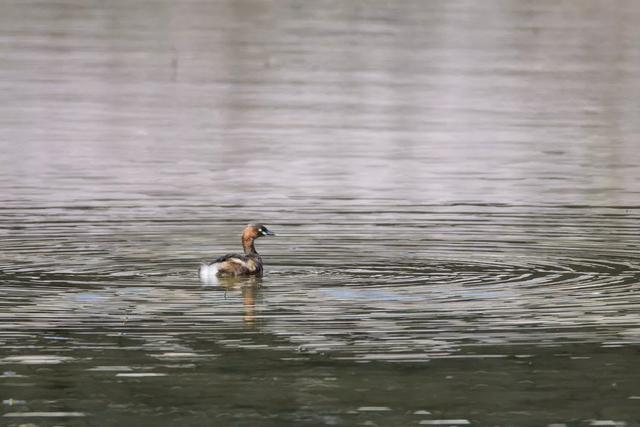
xmin=1 ymin=0 xmax=640 ymax=426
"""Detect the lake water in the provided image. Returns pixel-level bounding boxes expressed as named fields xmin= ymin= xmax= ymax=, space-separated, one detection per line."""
xmin=1 ymin=0 xmax=640 ymax=426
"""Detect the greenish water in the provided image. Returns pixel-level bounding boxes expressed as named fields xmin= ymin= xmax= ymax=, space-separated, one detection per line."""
xmin=1 ymin=0 xmax=640 ymax=426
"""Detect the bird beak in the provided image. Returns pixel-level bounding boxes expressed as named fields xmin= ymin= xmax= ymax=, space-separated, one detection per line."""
xmin=264 ymin=230 xmax=276 ymax=236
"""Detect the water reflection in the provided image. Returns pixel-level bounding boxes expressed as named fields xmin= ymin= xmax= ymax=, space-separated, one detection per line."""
xmin=208 ymin=276 xmax=263 ymax=328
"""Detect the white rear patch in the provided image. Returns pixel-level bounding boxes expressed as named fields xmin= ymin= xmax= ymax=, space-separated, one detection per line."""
xmin=199 ymin=263 xmax=219 ymax=285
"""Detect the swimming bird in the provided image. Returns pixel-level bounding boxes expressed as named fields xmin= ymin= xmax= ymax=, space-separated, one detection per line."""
xmin=199 ymin=223 xmax=275 ymax=280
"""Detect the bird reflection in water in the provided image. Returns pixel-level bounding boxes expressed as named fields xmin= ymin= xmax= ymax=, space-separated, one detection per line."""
xmin=201 ymin=275 xmax=262 ymax=328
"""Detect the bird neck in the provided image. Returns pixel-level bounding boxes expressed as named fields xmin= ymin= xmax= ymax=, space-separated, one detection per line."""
xmin=242 ymin=236 xmax=258 ymax=255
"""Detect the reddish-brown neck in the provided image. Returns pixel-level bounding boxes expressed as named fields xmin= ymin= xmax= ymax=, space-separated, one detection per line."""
xmin=242 ymin=231 xmax=258 ymax=255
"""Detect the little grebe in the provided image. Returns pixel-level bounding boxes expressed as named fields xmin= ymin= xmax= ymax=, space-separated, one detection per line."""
xmin=199 ymin=223 xmax=275 ymax=279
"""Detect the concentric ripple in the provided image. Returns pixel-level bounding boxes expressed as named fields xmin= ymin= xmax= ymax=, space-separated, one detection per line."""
xmin=2 ymin=206 xmax=639 ymax=364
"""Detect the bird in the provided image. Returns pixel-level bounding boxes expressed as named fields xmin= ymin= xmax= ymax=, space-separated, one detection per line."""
xmin=199 ymin=223 xmax=275 ymax=280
